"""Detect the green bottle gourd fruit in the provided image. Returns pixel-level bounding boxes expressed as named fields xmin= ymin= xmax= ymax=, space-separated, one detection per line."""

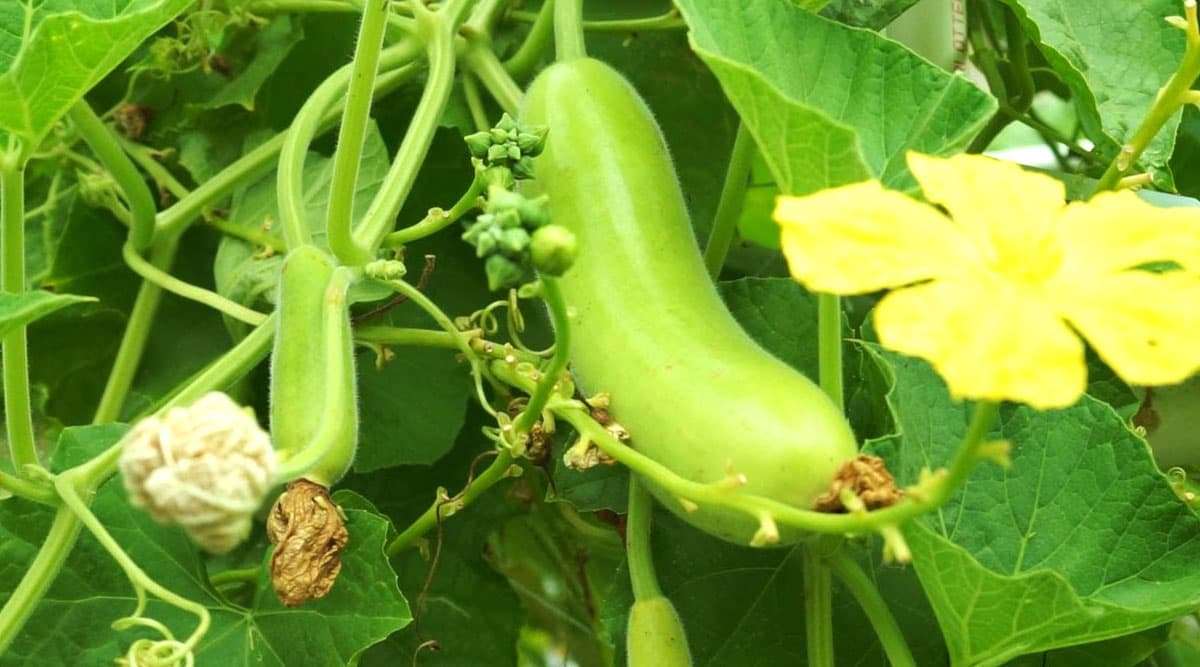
xmin=627 ymin=596 xmax=693 ymax=667
xmin=520 ymin=58 xmax=858 ymax=545
xmin=270 ymin=245 xmax=359 ymax=486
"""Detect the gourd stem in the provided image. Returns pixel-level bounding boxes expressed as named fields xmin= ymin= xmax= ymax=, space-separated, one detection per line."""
xmin=827 ymin=552 xmax=917 ymax=667
xmin=326 ymin=0 xmax=392 ymax=264
xmin=554 ymin=0 xmax=587 ymax=61
xmin=626 ymin=477 xmax=663 ymax=600
xmin=1 ymin=162 xmax=39 ymax=475
xmin=386 ymin=450 xmax=516 ymax=556
xmin=512 ymin=278 xmax=570 ymax=436
xmin=353 ymin=326 xmax=462 ymax=349
xmin=702 ymin=123 xmax=755 ymax=279
xmin=94 ymin=237 xmax=179 ymax=423
xmin=68 ymin=100 xmax=157 ymax=250
xmin=817 ymin=294 xmax=843 ymax=410
xmin=504 ymin=0 xmax=555 ymax=81
xmin=803 ymin=545 xmax=835 ymax=667
xmin=122 ymin=242 xmax=269 ymax=326
xmin=383 ymin=167 xmax=488 ymax=246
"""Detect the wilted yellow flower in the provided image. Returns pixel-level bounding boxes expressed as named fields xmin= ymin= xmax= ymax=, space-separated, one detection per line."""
xmin=774 ymin=152 xmax=1200 ymax=409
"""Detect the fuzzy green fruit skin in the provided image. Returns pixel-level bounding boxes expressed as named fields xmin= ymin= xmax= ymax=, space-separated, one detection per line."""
xmin=270 ymin=245 xmax=359 ymax=484
xmin=521 ymin=58 xmax=858 ymax=545
xmin=627 ymin=596 xmax=693 ymax=667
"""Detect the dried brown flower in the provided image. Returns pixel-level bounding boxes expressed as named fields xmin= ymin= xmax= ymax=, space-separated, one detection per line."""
xmin=267 ymin=479 xmax=349 ymax=607
xmin=813 ymin=455 xmax=902 ymax=513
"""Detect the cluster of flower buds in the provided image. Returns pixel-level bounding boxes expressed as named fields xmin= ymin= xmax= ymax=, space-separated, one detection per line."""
xmin=462 ymin=186 xmax=576 ymax=290
xmin=464 ymin=113 xmax=548 ymax=182
xmin=118 ymin=392 xmax=276 ymax=554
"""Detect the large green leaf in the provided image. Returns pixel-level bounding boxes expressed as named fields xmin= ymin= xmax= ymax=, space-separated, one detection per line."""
xmin=0 ymin=425 xmax=410 ymax=666
xmin=863 ymin=346 xmax=1200 ymax=666
xmin=1002 ymin=0 xmax=1185 ymax=174
xmin=674 ymin=0 xmax=996 ymax=195
xmin=0 ymin=0 xmax=193 ymax=150
xmin=821 ymin=0 xmax=924 ymax=29
xmin=0 ymin=290 xmax=94 ymax=337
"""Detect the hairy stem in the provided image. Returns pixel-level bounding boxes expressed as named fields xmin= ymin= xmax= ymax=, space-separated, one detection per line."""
xmin=2 ymin=162 xmax=38 ymax=474
xmin=827 ymin=551 xmax=916 ymax=667
xmin=626 ymin=477 xmax=663 ymax=600
xmin=703 ymin=123 xmax=754 ymax=279
xmin=386 ymin=450 xmax=516 ymax=556
xmin=803 ymin=544 xmax=835 ymax=667
xmin=122 ymin=243 xmax=268 ymax=326
xmin=69 ymin=101 xmax=157 ymax=250
xmin=554 ymin=0 xmax=587 ymax=61
xmin=94 ymin=237 xmax=179 ymax=423
xmin=354 ymin=326 xmax=462 ymax=348
xmin=383 ymin=167 xmax=487 ymax=246
xmin=327 ymin=0 xmax=392 ymax=264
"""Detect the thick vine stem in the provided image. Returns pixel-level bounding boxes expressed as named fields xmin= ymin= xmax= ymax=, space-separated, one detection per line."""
xmin=68 ymin=100 xmax=157 ymax=251
xmin=626 ymin=477 xmax=663 ymax=601
xmin=278 ymin=38 xmax=424 ymax=253
xmin=326 ymin=0 xmax=393 ymax=264
xmin=0 ymin=508 xmax=82 ymax=655
xmin=553 ymin=0 xmax=587 ymax=61
xmin=493 ymin=368 xmax=1003 ymax=543
xmin=1 ymin=162 xmax=39 ymax=475
xmin=503 ymin=0 xmax=555 ymax=80
xmin=94 ymin=238 xmax=180 ymax=423
xmin=803 ymin=544 xmax=835 ymax=667
xmin=463 ymin=44 xmax=524 ymax=115
xmin=0 ymin=469 xmax=57 ymax=505
xmin=385 ymin=450 xmax=517 ymax=556
xmin=702 ymin=123 xmax=755 ymax=279
xmin=1092 ymin=0 xmax=1200 ymax=194
xmin=827 ymin=551 xmax=917 ymax=667
xmin=352 ymin=0 xmax=473 ymax=255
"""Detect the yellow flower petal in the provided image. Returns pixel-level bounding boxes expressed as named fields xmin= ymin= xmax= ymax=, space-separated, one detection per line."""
xmin=875 ymin=278 xmax=1086 ymax=409
xmin=1052 ymin=270 xmax=1200 ymax=386
xmin=907 ymin=152 xmax=1066 ymax=270
xmin=774 ymin=181 xmax=978 ymax=294
xmin=1056 ymin=191 xmax=1200 ymax=275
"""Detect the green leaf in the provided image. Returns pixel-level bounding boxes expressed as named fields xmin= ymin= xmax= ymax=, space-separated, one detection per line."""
xmin=0 ymin=290 xmax=94 ymax=337
xmin=0 ymin=0 xmax=193 ymax=150
xmin=821 ymin=0 xmax=924 ymax=29
xmin=674 ymin=0 xmax=996 ymax=195
xmin=0 ymin=425 xmax=410 ymax=666
xmin=863 ymin=346 xmax=1200 ymax=666
xmin=1003 ymin=0 xmax=1185 ymax=173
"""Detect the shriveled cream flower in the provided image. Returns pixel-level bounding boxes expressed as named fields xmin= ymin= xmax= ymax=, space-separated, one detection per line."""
xmin=119 ymin=392 xmax=276 ymax=554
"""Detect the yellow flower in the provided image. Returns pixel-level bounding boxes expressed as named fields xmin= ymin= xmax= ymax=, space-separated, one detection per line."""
xmin=774 ymin=152 xmax=1200 ymax=409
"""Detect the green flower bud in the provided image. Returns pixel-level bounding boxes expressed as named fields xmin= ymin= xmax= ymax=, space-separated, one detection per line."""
xmin=506 ymin=144 xmax=522 ymax=161
xmin=486 ymin=186 xmax=525 ymax=212
xmin=530 ymin=225 xmax=577 ymax=276
xmin=518 ymin=195 xmax=552 ymax=228
xmin=495 ymin=113 xmax=518 ymax=133
xmin=485 ymin=254 xmax=530 ymax=291
xmin=500 ymin=227 xmax=532 ymax=255
xmin=487 ymin=144 xmax=509 ymax=164
xmin=511 ymin=156 xmax=536 ymax=180
xmin=516 ymin=126 xmax=549 ymax=156
xmin=464 ymin=131 xmax=492 ymax=158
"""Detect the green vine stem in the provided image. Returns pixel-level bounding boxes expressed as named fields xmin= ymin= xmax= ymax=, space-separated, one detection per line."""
xmin=461 ymin=71 xmax=491 ymax=132
xmin=626 ymin=477 xmax=663 ymax=600
xmin=463 ymin=43 xmax=524 ymax=115
xmin=156 ymin=56 xmax=422 ymax=241
xmin=68 ymin=101 xmax=157 ymax=251
xmin=122 ymin=242 xmax=269 ymax=326
xmin=511 ymin=7 xmax=685 ymax=32
xmin=0 ymin=316 xmax=276 ymax=653
xmin=503 ymin=0 xmax=555 ymax=80
xmin=803 ymin=543 xmax=835 ymax=667
xmin=0 ymin=508 xmax=82 ymax=655
xmin=208 ymin=566 xmax=259 ymax=589
xmin=114 ymin=135 xmax=191 ymax=200
xmin=94 ymin=238 xmax=180 ymax=423
xmin=205 ymin=215 xmax=288 ymax=254
xmin=827 ymin=551 xmax=917 ymax=667
xmin=55 ymin=477 xmax=210 ymax=663
xmin=385 ymin=449 xmax=517 ymax=556
xmin=554 ymin=0 xmax=587 ymax=61
xmin=353 ymin=1 xmax=467 ymax=254
xmin=278 ymin=38 xmax=423 ymax=252
xmin=1092 ymin=0 xmax=1200 ymax=194
xmin=327 ymin=0 xmax=392 ymax=265
xmin=702 ymin=123 xmax=755 ymax=279
xmin=817 ymin=294 xmax=843 ymax=410
xmin=0 ymin=468 xmax=57 ymax=505
xmin=383 ymin=166 xmax=487 ymax=246
xmin=511 ymin=278 xmax=570 ymax=437
xmin=2 ymin=161 xmax=39 ymax=475
xmin=510 ymin=388 xmax=1003 ymax=543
